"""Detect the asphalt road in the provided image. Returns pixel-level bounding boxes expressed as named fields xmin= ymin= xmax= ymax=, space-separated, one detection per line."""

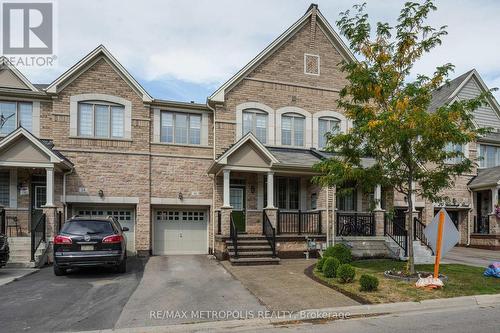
xmin=0 ymin=257 xmax=145 ymax=333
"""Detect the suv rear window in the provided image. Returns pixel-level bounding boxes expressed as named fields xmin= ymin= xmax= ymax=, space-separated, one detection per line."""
xmin=62 ymin=220 xmax=115 ymax=235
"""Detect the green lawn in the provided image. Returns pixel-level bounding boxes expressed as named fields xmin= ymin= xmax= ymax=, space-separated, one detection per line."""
xmin=313 ymin=259 xmax=500 ymax=304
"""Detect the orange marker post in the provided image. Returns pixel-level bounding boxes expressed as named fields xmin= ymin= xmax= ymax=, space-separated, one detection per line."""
xmin=434 ymin=210 xmax=445 ymax=279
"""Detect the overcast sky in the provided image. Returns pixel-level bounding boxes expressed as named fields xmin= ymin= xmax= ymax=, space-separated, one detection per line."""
xmin=19 ymin=0 xmax=500 ymax=102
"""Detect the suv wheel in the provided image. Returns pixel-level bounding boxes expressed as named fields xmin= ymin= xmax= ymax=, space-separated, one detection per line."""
xmin=53 ymin=264 xmax=67 ymax=276
xmin=117 ymin=259 xmax=127 ymax=273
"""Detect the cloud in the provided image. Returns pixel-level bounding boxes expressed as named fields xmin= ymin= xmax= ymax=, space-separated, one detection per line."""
xmin=15 ymin=0 xmax=500 ymax=101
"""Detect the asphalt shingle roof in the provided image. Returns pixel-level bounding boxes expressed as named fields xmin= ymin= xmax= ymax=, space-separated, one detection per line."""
xmin=468 ymin=166 xmax=500 ymax=189
xmin=428 ymin=70 xmax=473 ymax=113
xmin=266 ymin=147 xmax=322 ymax=167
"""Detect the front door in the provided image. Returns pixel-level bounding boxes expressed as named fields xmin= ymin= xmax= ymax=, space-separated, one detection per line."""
xmin=31 ymin=184 xmax=46 ymax=228
xmin=230 ymin=187 xmax=246 ymax=233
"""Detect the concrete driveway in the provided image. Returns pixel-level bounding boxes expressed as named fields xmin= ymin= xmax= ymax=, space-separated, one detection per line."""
xmin=0 ymin=257 xmax=145 ymax=333
xmin=443 ymin=247 xmax=500 ymax=267
xmin=221 ymin=259 xmax=359 ymax=312
xmin=115 ymin=255 xmax=266 ymax=328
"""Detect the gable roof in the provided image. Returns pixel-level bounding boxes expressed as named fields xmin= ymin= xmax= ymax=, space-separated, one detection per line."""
xmin=0 ymin=57 xmax=39 ymax=92
xmin=208 ymin=4 xmax=356 ymax=103
xmin=46 ymin=45 xmax=153 ymax=102
xmin=0 ymin=127 xmax=73 ymax=168
xmin=429 ymin=69 xmax=500 ymax=116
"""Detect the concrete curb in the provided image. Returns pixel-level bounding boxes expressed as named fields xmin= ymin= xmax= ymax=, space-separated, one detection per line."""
xmin=77 ymin=293 xmax=500 ymax=333
xmin=0 ymin=268 xmax=39 ymax=287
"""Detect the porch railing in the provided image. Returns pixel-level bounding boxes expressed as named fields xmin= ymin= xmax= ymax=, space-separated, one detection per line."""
xmin=31 ymin=213 xmax=46 ymax=262
xmin=414 ymin=217 xmax=433 ymax=254
xmin=0 ymin=208 xmax=5 ymax=235
xmin=384 ymin=214 xmax=408 ymax=257
xmin=336 ymin=212 xmax=375 ymax=236
xmin=229 ymin=212 xmax=238 ymax=258
xmin=262 ymin=211 xmax=276 ymax=257
xmin=277 ymin=210 xmax=322 ymax=235
xmin=216 ymin=210 xmax=221 ymax=235
xmin=474 ymin=216 xmax=490 ymax=234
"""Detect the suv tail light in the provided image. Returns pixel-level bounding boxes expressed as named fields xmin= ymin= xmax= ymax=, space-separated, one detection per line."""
xmin=102 ymin=234 xmax=123 ymax=244
xmin=54 ymin=235 xmax=72 ymax=244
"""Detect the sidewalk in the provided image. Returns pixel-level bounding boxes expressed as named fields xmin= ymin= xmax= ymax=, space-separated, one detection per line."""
xmin=79 ymin=293 xmax=500 ymax=333
xmin=0 ymin=268 xmax=38 ymax=286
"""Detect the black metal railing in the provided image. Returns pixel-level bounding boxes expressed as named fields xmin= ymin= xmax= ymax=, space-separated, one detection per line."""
xmin=474 ymin=216 xmax=490 ymax=234
xmin=384 ymin=214 xmax=408 ymax=257
xmin=229 ymin=212 xmax=238 ymax=258
xmin=414 ymin=217 xmax=433 ymax=253
xmin=31 ymin=213 xmax=46 ymax=262
xmin=277 ymin=210 xmax=322 ymax=235
xmin=336 ymin=212 xmax=375 ymax=236
xmin=217 ymin=210 xmax=221 ymax=235
xmin=262 ymin=211 xmax=277 ymax=257
xmin=56 ymin=211 xmax=63 ymax=233
xmin=0 ymin=208 xmax=5 ymax=235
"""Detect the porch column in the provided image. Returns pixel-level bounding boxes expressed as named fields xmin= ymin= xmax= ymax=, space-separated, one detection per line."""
xmin=223 ymin=169 xmax=231 ymax=208
xmin=374 ymin=184 xmax=382 ymax=211
xmin=411 ymin=181 xmax=417 ymax=212
xmin=45 ymin=167 xmax=55 ymax=207
xmin=266 ymin=171 xmax=274 ymax=208
xmin=491 ymin=187 xmax=499 ymax=214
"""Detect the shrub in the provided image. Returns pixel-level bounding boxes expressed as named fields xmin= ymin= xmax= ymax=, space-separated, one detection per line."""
xmin=337 ymin=264 xmax=356 ymax=283
xmin=359 ymin=274 xmax=379 ymax=291
xmin=323 ymin=244 xmax=352 ymax=264
xmin=322 ymin=257 xmax=340 ymax=278
xmin=316 ymin=257 xmax=327 ymax=272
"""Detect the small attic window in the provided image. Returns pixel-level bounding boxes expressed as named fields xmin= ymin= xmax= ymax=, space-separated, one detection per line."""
xmin=304 ymin=54 xmax=320 ymax=75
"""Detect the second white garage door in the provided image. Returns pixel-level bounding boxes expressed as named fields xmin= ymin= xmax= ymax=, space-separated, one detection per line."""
xmin=154 ymin=210 xmax=208 ymax=255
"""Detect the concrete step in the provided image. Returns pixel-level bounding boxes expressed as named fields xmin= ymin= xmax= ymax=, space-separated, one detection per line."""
xmin=5 ymin=261 xmax=36 ymax=268
xmin=228 ymin=251 xmax=274 ymax=257
xmin=227 ymin=245 xmax=271 ymax=251
xmin=233 ymin=235 xmax=268 ymax=240
xmin=229 ymin=257 xmax=280 ymax=266
xmin=226 ymin=240 xmax=269 ymax=246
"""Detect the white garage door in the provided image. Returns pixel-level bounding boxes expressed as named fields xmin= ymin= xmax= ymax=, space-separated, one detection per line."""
xmin=154 ymin=210 xmax=207 ymax=255
xmin=75 ymin=207 xmax=135 ymax=254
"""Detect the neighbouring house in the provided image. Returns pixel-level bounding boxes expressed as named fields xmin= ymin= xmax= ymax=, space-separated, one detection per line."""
xmin=0 ymin=4 xmax=497 ymax=268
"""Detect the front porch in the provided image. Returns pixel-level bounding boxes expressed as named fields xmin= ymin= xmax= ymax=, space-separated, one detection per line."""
xmin=0 ymin=128 xmax=72 ymax=266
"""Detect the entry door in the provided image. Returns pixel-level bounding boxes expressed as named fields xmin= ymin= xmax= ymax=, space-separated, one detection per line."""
xmin=230 ymin=187 xmax=246 ymax=233
xmin=31 ymin=185 xmax=46 ymax=227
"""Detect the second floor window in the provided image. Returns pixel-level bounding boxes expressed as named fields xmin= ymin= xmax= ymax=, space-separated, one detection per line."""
xmin=318 ymin=117 xmax=340 ymax=149
xmin=282 ymin=113 xmax=304 ymax=147
xmin=444 ymin=143 xmax=464 ymax=164
xmin=161 ymin=111 xmax=201 ymax=145
xmin=78 ymin=102 xmax=124 ymax=138
xmin=0 ymin=101 xmax=32 ymax=135
xmin=478 ymin=144 xmax=499 ymax=168
xmin=242 ymin=109 xmax=267 ymax=143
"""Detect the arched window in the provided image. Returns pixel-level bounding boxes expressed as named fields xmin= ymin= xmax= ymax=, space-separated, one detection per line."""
xmin=281 ymin=113 xmax=305 ymax=147
xmin=242 ymin=109 xmax=268 ymax=143
xmin=318 ymin=117 xmax=340 ymax=149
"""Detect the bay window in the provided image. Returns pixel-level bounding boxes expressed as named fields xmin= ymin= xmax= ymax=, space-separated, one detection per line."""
xmin=318 ymin=117 xmax=340 ymax=149
xmin=0 ymin=101 xmax=33 ymax=135
xmin=77 ymin=102 xmax=124 ymax=138
xmin=282 ymin=113 xmax=304 ymax=147
xmin=160 ymin=111 xmax=201 ymax=145
xmin=478 ymin=144 xmax=500 ymax=168
xmin=242 ymin=109 xmax=267 ymax=143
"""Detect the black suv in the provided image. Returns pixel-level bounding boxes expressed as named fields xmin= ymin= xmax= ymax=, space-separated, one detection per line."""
xmin=53 ymin=216 xmax=128 ymax=276
xmin=0 ymin=232 xmax=9 ymax=268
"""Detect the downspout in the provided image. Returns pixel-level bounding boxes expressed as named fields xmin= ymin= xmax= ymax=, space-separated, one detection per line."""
xmin=326 ymin=186 xmax=329 ymax=246
xmin=62 ymin=168 xmax=74 ymax=220
xmin=467 ymin=187 xmax=474 ymax=246
xmin=206 ymin=99 xmax=217 ymax=254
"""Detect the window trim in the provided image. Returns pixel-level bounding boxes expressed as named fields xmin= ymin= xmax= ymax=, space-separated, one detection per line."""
xmin=236 ymin=102 xmax=275 ymax=144
xmin=312 ymin=110 xmax=348 ymax=149
xmin=70 ymin=94 xmax=132 ymax=140
xmin=0 ymin=100 xmax=34 ymax=135
xmin=160 ymin=111 xmax=202 ymax=145
xmin=242 ymin=109 xmax=268 ymax=143
xmin=77 ymin=101 xmax=125 ymax=139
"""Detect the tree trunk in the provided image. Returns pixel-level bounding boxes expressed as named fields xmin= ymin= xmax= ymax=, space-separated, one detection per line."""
xmin=407 ymin=179 xmax=415 ymax=274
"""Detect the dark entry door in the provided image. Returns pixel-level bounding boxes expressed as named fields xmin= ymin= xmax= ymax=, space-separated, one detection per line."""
xmin=31 ymin=181 xmax=46 ymax=227
xmin=230 ymin=187 xmax=246 ymax=233
xmin=393 ymin=209 xmax=407 ymax=235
